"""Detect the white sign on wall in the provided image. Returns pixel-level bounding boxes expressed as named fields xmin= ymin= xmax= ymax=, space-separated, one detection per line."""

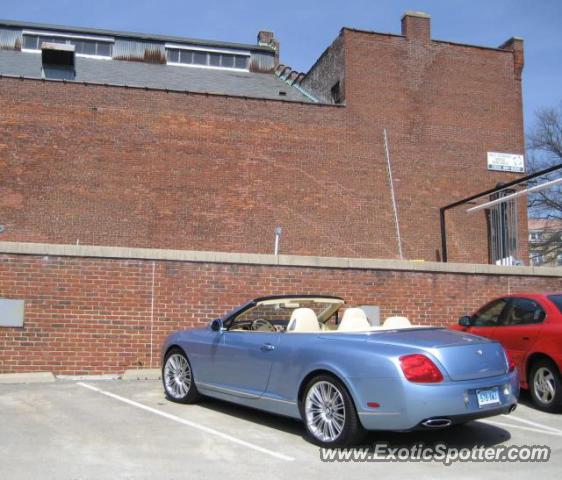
xmin=487 ymin=152 xmax=525 ymax=173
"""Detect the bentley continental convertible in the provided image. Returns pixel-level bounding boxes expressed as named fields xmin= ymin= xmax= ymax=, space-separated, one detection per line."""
xmin=161 ymin=295 xmax=519 ymax=446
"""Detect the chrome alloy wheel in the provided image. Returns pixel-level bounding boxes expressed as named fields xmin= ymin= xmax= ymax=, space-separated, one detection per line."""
xmin=534 ymin=367 xmax=556 ymax=404
xmin=164 ymin=353 xmax=192 ymax=399
xmin=305 ymin=380 xmax=346 ymax=443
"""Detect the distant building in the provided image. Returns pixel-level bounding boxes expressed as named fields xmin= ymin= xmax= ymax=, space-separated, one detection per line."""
xmin=528 ymin=218 xmax=562 ymax=266
xmin=0 ymin=12 xmax=527 ymax=263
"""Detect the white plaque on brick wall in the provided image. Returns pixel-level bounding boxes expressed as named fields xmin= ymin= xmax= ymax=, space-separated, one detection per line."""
xmin=487 ymin=152 xmax=525 ymax=173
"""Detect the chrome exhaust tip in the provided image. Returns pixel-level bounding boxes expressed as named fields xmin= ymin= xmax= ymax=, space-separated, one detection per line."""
xmin=421 ymin=418 xmax=452 ymax=428
xmin=508 ymin=404 xmax=517 ymax=414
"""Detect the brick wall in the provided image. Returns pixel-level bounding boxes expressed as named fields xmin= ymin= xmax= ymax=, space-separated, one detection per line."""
xmin=341 ymin=27 xmax=527 ymax=263
xmin=0 ymin=15 xmax=527 ymax=264
xmin=1 ymin=247 xmax=560 ymax=375
xmin=300 ymin=32 xmax=345 ymax=104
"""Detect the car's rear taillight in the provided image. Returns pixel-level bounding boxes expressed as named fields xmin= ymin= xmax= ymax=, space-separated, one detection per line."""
xmin=506 ymin=352 xmax=516 ymax=373
xmin=399 ymin=354 xmax=444 ymax=383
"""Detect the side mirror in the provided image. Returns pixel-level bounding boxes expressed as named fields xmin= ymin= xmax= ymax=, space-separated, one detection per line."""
xmin=211 ymin=318 xmax=224 ymax=332
xmin=458 ymin=315 xmax=472 ymax=327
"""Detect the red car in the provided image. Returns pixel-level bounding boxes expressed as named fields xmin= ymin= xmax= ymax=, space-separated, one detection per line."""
xmin=452 ymin=293 xmax=562 ymax=413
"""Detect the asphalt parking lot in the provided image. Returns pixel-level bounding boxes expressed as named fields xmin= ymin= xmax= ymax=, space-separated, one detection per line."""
xmin=1 ymin=380 xmax=561 ymax=480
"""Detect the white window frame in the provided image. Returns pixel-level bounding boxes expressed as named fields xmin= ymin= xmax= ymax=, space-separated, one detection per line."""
xmin=21 ymin=29 xmax=114 ymax=60
xmin=165 ymin=43 xmax=250 ymax=72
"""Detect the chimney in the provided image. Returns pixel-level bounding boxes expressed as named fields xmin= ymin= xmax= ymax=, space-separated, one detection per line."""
xmin=401 ymin=11 xmax=431 ymax=42
xmin=257 ymin=30 xmax=280 ymax=66
xmin=499 ymin=37 xmax=524 ymax=80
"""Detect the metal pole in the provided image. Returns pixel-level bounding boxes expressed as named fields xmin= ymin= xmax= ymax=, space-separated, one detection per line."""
xmin=440 ymin=208 xmax=447 ymax=263
xmin=274 ymin=226 xmax=282 ymax=256
xmin=443 ymin=162 xmax=562 ymax=212
xmin=439 ymin=162 xmax=562 ymax=262
xmin=466 ymin=177 xmax=562 ymax=213
xmin=383 ymin=129 xmax=404 ymax=260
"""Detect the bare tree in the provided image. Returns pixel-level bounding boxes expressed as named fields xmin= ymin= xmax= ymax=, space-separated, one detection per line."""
xmin=527 ymin=104 xmax=562 ymax=265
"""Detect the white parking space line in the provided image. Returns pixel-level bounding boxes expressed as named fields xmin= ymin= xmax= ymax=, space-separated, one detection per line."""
xmin=482 ymin=419 xmax=562 ymax=437
xmin=501 ymin=413 xmax=562 ymax=434
xmin=77 ymin=382 xmax=295 ymax=462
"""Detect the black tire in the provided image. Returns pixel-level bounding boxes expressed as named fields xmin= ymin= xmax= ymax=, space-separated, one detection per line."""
xmin=162 ymin=347 xmax=202 ymax=404
xmin=529 ymin=358 xmax=562 ymax=413
xmin=300 ymin=374 xmax=365 ymax=447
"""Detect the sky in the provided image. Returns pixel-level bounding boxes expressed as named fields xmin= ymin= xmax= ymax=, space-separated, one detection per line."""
xmin=1 ymin=0 xmax=561 ymax=132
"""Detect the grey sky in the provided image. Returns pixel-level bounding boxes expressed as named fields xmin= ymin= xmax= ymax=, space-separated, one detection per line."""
xmin=2 ymin=0 xmax=560 ymax=132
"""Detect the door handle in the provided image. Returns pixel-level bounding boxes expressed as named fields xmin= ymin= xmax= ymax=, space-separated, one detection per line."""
xmin=522 ymin=336 xmax=530 ymax=341
xmin=261 ymin=343 xmax=275 ymax=352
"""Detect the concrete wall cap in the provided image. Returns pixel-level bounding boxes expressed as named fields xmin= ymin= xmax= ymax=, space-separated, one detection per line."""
xmin=0 ymin=241 xmax=560 ymax=278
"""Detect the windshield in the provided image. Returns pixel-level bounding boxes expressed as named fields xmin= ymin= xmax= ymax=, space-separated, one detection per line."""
xmin=228 ymin=297 xmax=343 ymax=332
xmin=547 ymin=295 xmax=562 ymax=314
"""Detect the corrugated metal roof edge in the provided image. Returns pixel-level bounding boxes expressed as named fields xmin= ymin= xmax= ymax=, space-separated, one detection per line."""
xmin=0 ymin=73 xmax=341 ymax=107
xmin=0 ymin=18 xmax=275 ymax=53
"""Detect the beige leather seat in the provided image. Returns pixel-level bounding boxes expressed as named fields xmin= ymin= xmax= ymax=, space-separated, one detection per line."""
xmin=382 ymin=316 xmax=411 ymax=329
xmin=286 ymin=308 xmax=320 ymax=333
xmin=338 ymin=308 xmax=371 ymax=332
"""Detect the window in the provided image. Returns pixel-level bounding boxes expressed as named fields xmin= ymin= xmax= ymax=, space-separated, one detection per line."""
xmin=548 ymin=295 xmax=562 ymax=314
xmin=234 ymin=56 xmax=247 ymax=69
xmin=221 ymin=54 xmax=234 ymax=68
xmin=331 ymin=81 xmax=342 ymax=104
xmin=530 ymin=252 xmax=544 ymax=266
xmin=167 ymin=49 xmax=179 ymax=63
xmin=229 ymin=304 xmax=291 ymax=332
xmin=166 ymin=47 xmax=249 ymax=70
xmin=227 ymin=299 xmax=341 ymax=332
xmin=209 ymin=52 xmax=221 ymax=66
xmin=193 ymin=51 xmax=207 ymax=65
xmin=472 ymin=299 xmax=508 ymax=327
xmin=504 ymin=298 xmax=545 ymax=325
xmin=488 ymin=188 xmax=519 ymax=265
xmin=22 ymin=33 xmax=113 ymax=57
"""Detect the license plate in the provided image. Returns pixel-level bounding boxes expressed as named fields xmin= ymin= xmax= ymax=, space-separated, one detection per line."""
xmin=476 ymin=387 xmax=500 ymax=408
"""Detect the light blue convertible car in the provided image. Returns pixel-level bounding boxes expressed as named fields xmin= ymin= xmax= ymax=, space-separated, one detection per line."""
xmin=161 ymin=295 xmax=519 ymax=446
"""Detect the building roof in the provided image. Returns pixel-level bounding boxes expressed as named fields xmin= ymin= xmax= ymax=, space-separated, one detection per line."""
xmin=0 ymin=19 xmax=315 ymax=103
xmin=0 ymin=18 xmax=274 ymax=53
xmin=529 ymin=218 xmax=562 ymax=231
xmin=0 ymin=50 xmax=310 ymax=102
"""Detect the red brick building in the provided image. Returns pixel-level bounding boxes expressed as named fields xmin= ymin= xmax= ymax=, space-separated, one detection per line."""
xmin=0 ymin=12 xmax=527 ymax=264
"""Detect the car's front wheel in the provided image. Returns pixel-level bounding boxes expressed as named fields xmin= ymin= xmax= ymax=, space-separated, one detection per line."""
xmin=301 ymin=374 xmax=365 ymax=447
xmin=162 ymin=348 xmax=202 ymax=404
xmin=529 ymin=359 xmax=562 ymax=413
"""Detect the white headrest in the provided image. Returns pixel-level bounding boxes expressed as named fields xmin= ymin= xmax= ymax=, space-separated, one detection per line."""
xmin=287 ymin=308 xmax=320 ymax=333
xmin=383 ymin=316 xmax=411 ymax=329
xmin=338 ymin=308 xmax=371 ymax=332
